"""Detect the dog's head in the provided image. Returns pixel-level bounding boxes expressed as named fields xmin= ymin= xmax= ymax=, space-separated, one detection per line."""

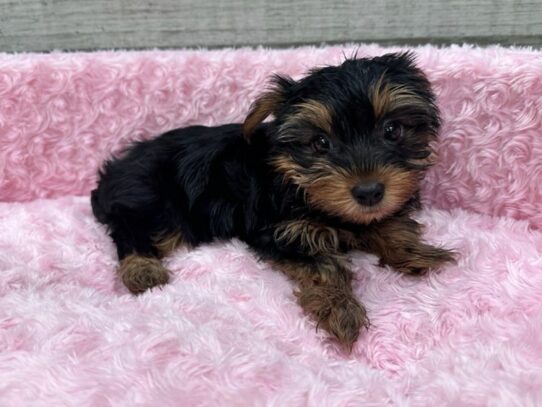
xmin=243 ymin=52 xmax=440 ymax=224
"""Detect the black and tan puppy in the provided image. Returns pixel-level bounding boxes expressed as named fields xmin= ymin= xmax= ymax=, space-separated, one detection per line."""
xmin=91 ymin=52 xmax=455 ymax=350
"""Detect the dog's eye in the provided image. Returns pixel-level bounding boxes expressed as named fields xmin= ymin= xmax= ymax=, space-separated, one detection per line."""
xmin=383 ymin=121 xmax=403 ymax=141
xmin=312 ymin=135 xmax=331 ymax=153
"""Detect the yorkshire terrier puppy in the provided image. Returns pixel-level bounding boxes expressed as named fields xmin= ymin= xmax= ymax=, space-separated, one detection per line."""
xmin=91 ymin=52 xmax=455 ymax=350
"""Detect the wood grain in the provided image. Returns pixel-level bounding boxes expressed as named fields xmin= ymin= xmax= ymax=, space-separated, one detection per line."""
xmin=0 ymin=0 xmax=541 ymax=52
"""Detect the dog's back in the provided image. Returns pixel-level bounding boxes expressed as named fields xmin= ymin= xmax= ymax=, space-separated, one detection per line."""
xmin=90 ymin=123 xmax=270 ymax=258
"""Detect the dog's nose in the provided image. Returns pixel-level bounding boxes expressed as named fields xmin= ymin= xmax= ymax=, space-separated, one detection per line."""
xmin=351 ymin=182 xmax=385 ymax=206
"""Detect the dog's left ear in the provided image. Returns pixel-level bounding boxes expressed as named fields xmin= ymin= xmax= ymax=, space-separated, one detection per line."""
xmin=243 ymin=74 xmax=294 ymax=142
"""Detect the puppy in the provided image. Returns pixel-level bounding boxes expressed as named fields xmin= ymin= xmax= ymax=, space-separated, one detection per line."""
xmin=91 ymin=52 xmax=455 ymax=350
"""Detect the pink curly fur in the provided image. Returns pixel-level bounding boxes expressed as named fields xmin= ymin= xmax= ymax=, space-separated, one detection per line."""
xmin=0 ymin=45 xmax=541 ymax=405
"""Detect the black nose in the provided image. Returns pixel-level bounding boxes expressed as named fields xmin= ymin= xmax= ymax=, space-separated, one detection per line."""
xmin=351 ymin=182 xmax=385 ymax=206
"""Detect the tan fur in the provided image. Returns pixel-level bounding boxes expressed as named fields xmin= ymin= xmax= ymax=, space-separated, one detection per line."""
xmin=271 ymin=154 xmax=421 ymax=224
xmin=153 ymin=233 xmax=184 ymax=258
xmin=279 ymin=100 xmax=333 ymax=138
xmin=117 ymin=254 xmax=169 ymax=294
xmin=243 ymin=90 xmax=284 ymax=141
xmin=407 ymin=150 xmax=438 ymax=168
xmin=274 ymin=219 xmax=340 ymax=255
xmin=371 ymin=75 xmax=430 ymax=120
xmin=361 ymin=216 xmax=457 ymax=274
xmin=271 ymin=255 xmax=368 ymax=351
xmin=269 ymin=154 xmax=311 ymax=187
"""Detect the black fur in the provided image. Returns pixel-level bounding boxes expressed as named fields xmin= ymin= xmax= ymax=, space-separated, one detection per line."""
xmin=93 ymin=53 xmax=437 ymax=261
xmin=92 ymin=124 xmax=279 ymax=257
xmin=91 ymin=53 xmax=454 ymax=348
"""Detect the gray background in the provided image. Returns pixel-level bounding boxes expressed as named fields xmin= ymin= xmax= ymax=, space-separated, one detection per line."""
xmin=1 ymin=0 xmax=541 ymax=52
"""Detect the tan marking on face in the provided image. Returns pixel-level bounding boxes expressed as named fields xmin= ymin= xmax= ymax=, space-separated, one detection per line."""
xmin=271 ymin=154 xmax=421 ymax=224
xmin=407 ymin=150 xmax=437 ymax=168
xmin=371 ymin=75 xmax=429 ymax=120
xmin=279 ymin=100 xmax=333 ymax=139
xmin=293 ymin=100 xmax=333 ymax=134
xmin=269 ymin=154 xmax=312 ymax=186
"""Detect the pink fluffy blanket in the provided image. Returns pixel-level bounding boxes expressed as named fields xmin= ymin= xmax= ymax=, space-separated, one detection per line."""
xmin=1 ymin=45 xmax=542 ymax=406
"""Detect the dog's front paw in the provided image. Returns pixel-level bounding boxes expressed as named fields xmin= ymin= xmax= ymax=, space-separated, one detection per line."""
xmin=381 ymin=244 xmax=456 ymax=275
xmin=117 ymin=255 xmax=170 ymax=294
xmin=297 ymin=285 xmax=369 ymax=351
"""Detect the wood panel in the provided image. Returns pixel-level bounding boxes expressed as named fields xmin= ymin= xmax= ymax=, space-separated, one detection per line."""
xmin=0 ymin=0 xmax=541 ymax=52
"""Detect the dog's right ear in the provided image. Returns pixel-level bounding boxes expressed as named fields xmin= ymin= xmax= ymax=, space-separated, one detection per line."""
xmin=243 ymin=75 xmax=295 ymax=143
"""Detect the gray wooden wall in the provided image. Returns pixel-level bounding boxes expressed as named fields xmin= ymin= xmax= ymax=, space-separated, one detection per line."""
xmin=1 ymin=0 xmax=541 ymax=52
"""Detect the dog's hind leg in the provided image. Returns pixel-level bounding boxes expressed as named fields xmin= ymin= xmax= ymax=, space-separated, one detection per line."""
xmin=110 ymin=225 xmax=184 ymax=294
xmin=117 ymin=254 xmax=170 ymax=294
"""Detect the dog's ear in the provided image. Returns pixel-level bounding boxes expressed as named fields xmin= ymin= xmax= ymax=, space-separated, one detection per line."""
xmin=243 ymin=75 xmax=294 ymax=142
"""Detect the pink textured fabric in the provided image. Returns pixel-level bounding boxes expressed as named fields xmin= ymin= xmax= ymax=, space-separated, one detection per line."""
xmin=1 ymin=45 xmax=542 ymax=405
xmin=1 ymin=45 xmax=542 ymax=227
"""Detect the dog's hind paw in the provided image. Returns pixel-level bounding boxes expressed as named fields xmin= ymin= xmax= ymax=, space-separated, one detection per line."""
xmin=117 ymin=255 xmax=170 ymax=294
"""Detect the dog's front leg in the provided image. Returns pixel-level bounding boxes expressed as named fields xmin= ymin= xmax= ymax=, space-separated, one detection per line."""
xmin=252 ymin=221 xmax=368 ymax=350
xmin=274 ymin=255 xmax=368 ymax=350
xmin=362 ymin=215 xmax=456 ymax=275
